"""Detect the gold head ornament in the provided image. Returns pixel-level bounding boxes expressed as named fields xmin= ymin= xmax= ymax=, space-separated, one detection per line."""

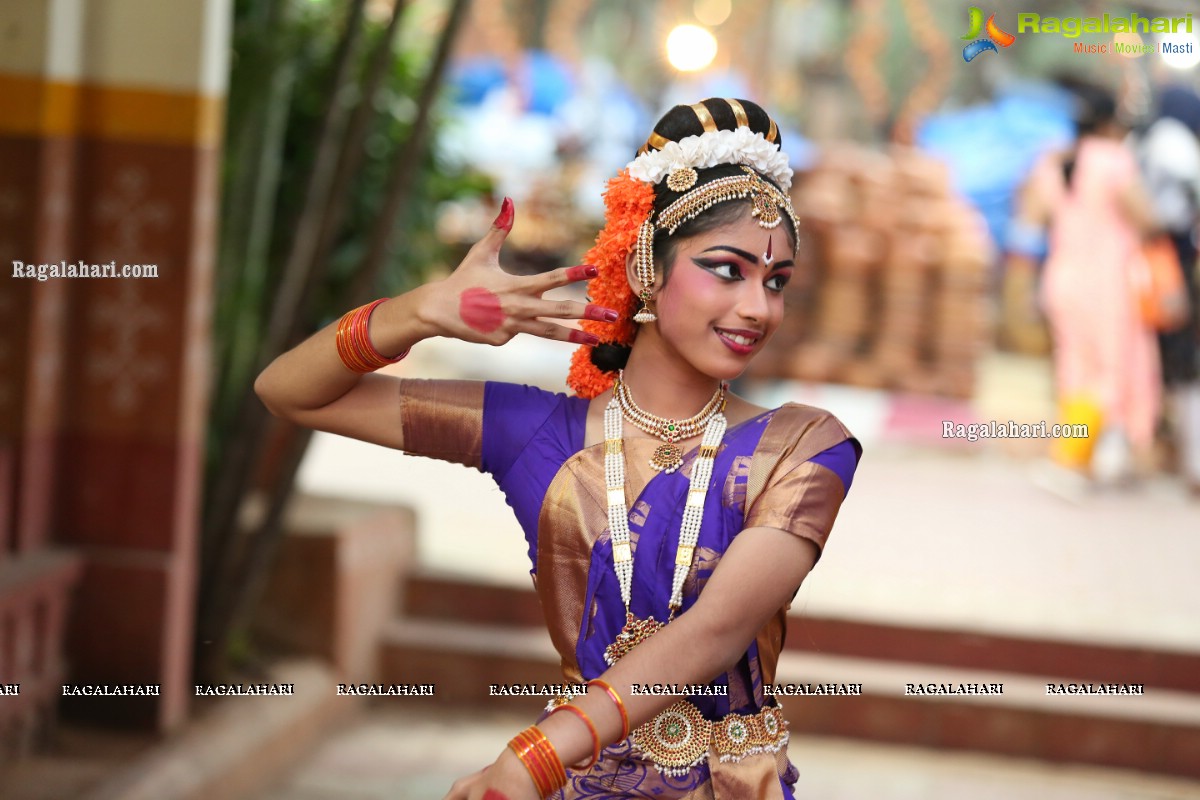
xmin=633 ymin=166 xmax=799 ymax=323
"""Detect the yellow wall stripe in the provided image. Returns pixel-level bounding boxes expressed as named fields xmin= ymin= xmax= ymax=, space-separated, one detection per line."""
xmin=0 ymin=76 xmax=78 ymax=137
xmin=0 ymin=74 xmax=222 ymax=146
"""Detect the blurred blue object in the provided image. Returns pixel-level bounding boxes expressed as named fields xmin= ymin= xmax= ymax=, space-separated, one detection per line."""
xmin=917 ymin=83 xmax=1074 ymax=258
xmin=449 ymin=50 xmax=576 ymax=116
xmin=449 ymin=57 xmax=507 ymax=106
xmin=779 ymin=124 xmax=816 ymax=173
xmin=519 ymin=50 xmax=575 ymax=115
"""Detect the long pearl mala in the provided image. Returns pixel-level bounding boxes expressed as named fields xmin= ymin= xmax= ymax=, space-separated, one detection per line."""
xmin=602 ymin=379 xmax=727 ymax=664
xmin=669 ymin=413 xmax=725 ymax=608
xmin=603 ymin=399 xmax=636 ymax=609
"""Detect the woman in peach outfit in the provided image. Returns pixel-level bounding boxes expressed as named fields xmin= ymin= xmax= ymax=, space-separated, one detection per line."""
xmin=1017 ymin=81 xmax=1160 ymax=480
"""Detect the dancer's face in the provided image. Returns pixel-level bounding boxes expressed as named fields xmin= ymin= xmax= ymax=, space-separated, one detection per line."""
xmin=651 ymin=208 xmax=795 ymax=382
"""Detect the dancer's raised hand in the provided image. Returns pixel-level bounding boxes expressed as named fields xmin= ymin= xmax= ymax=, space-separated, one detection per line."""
xmin=417 ymin=197 xmax=617 ymax=347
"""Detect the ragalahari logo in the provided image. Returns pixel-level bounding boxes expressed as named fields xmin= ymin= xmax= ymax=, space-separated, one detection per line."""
xmin=962 ymin=7 xmax=1016 ymax=61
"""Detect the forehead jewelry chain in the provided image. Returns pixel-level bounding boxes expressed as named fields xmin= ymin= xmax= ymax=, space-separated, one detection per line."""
xmin=614 ymin=373 xmax=726 ymax=473
xmin=602 ymin=379 xmax=727 ymax=666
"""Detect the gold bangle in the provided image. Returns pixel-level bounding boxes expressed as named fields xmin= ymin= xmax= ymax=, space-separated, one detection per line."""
xmin=587 ymin=679 xmax=629 ymax=740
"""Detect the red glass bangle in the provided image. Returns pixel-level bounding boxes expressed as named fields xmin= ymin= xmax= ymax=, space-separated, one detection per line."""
xmin=507 ymin=726 xmax=566 ymax=797
xmin=548 ymin=704 xmax=601 ymax=769
xmin=587 ymin=679 xmax=630 ymax=740
xmin=334 ymin=298 xmax=409 ymax=373
xmin=508 ymin=730 xmax=550 ymax=796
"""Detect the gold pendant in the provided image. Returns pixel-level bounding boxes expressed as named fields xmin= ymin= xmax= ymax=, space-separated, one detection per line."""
xmin=631 ymin=701 xmax=711 ymax=776
xmin=649 ymin=442 xmax=683 ymax=473
xmin=603 ymin=611 xmax=665 ymax=666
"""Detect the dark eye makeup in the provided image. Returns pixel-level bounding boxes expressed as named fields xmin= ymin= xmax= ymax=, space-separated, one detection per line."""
xmin=692 ymin=257 xmax=793 ymax=292
xmin=693 ymin=257 xmax=741 ymax=279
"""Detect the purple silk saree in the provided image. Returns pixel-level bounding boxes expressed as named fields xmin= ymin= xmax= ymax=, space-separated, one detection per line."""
xmin=399 ymin=380 xmax=860 ymax=799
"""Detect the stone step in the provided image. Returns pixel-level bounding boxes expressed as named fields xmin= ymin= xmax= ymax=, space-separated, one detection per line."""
xmin=379 ymin=616 xmax=1200 ymax=781
xmin=79 ymin=659 xmax=359 ymax=800
xmin=772 ymin=650 xmax=1200 ymax=780
xmin=380 ymin=618 xmax=561 ymax=717
xmin=402 ymin=571 xmax=1200 ymax=692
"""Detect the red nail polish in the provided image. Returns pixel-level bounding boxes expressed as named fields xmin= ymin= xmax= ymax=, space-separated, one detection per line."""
xmin=584 ymin=304 xmax=620 ymax=322
xmin=569 ymin=329 xmax=601 ymax=346
xmin=566 ymin=264 xmax=598 ymax=281
xmin=483 ymin=790 xmax=510 ymax=800
xmin=493 ymin=197 xmax=514 ymax=232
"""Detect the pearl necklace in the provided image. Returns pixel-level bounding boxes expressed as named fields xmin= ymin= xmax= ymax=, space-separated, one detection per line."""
xmin=614 ymin=375 xmax=726 ymax=473
xmin=602 ymin=378 xmax=727 ymax=666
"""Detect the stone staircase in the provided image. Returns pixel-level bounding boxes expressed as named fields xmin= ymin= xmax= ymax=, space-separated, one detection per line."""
xmin=381 ymin=571 xmax=1200 ymax=780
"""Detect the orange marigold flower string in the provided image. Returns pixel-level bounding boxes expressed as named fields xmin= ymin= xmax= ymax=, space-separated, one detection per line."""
xmin=567 ymin=171 xmax=656 ymax=399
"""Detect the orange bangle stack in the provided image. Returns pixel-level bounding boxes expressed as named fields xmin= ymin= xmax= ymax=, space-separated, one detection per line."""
xmin=547 ymin=704 xmax=601 ymax=769
xmin=508 ymin=726 xmax=567 ymax=797
xmin=587 ymin=679 xmax=630 ymax=740
xmin=335 ymin=298 xmax=409 ymax=373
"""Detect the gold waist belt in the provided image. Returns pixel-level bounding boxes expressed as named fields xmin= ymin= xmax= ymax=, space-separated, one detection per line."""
xmin=633 ymin=700 xmax=789 ymax=777
xmin=548 ymin=696 xmax=789 ymax=777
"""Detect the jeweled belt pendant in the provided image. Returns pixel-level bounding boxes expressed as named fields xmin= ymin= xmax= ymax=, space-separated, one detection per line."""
xmin=603 ymin=611 xmax=665 ymax=666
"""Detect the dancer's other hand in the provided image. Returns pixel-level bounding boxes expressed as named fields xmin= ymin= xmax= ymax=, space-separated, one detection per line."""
xmin=441 ymin=747 xmax=539 ymax=800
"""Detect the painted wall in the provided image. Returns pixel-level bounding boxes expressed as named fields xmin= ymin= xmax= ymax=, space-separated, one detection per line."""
xmin=0 ymin=0 xmax=230 ymax=732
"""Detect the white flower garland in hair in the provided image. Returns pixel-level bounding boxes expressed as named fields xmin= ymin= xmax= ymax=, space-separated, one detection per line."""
xmin=626 ymin=127 xmax=793 ymax=192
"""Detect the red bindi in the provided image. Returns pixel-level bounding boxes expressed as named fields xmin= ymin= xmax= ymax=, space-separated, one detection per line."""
xmin=459 ymin=287 xmax=505 ymax=333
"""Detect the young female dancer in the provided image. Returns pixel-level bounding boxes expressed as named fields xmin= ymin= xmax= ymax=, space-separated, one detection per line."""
xmin=257 ymin=97 xmax=861 ymax=800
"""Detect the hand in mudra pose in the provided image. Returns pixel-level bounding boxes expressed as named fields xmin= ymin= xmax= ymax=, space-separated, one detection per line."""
xmin=420 ymin=197 xmax=616 ymax=349
xmin=252 ymin=197 xmax=616 ymax=450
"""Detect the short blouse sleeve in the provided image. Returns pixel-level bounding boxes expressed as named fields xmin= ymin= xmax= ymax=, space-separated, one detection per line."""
xmin=398 ymin=379 xmax=487 ymax=469
xmin=397 ymin=379 xmax=575 ymax=483
xmin=742 ymin=406 xmax=861 ymax=559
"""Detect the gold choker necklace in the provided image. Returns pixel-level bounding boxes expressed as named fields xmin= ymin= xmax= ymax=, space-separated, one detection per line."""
xmin=614 ymin=375 xmax=726 ymax=473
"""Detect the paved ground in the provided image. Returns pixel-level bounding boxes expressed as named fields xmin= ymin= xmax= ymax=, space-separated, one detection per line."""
xmin=260 ymin=707 xmax=1200 ymax=800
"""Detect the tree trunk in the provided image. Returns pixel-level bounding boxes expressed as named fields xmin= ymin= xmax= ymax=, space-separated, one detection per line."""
xmin=198 ymin=0 xmax=370 ymax=683
xmin=198 ymin=0 xmax=474 ymax=683
xmin=349 ymin=0 xmax=473 ymax=304
xmin=309 ymin=0 xmax=411 ymax=287
xmin=211 ymin=0 xmax=294 ymax=438
xmin=226 ymin=0 xmax=474 ymax=650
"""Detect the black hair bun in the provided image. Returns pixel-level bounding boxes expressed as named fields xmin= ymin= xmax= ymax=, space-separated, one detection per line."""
xmin=639 ymin=98 xmax=781 ymax=159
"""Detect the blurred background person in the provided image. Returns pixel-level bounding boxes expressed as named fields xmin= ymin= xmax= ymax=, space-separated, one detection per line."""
xmin=1137 ymin=83 xmax=1200 ymax=496
xmin=1012 ymin=79 xmax=1162 ymax=493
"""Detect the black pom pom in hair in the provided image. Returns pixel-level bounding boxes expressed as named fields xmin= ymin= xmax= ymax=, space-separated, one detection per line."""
xmin=590 ymin=341 xmax=632 ymax=373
